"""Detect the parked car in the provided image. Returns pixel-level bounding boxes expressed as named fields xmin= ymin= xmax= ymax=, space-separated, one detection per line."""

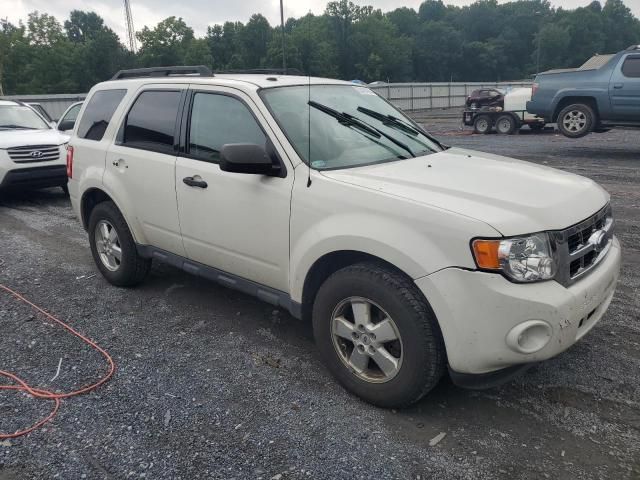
xmin=465 ymin=88 xmax=504 ymax=109
xmin=0 ymin=100 xmax=70 ymax=193
xmin=527 ymin=45 xmax=640 ymax=138
xmin=68 ymin=66 xmax=620 ymax=408
xmin=57 ymin=101 xmax=83 ymax=133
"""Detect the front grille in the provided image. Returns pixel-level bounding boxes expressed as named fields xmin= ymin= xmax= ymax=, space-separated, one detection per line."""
xmin=7 ymin=144 xmax=60 ymax=163
xmin=552 ymin=204 xmax=614 ymax=287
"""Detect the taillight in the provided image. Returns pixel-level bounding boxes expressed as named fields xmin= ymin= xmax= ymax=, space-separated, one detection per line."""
xmin=66 ymin=145 xmax=74 ymax=178
xmin=531 ymin=82 xmax=539 ymax=98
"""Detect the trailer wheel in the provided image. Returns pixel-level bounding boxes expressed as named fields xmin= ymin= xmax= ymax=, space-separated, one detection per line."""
xmin=473 ymin=115 xmax=492 ymax=134
xmin=495 ymin=114 xmax=518 ymax=135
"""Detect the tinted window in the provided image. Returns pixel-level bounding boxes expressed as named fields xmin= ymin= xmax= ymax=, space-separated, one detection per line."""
xmin=622 ymin=56 xmax=640 ymax=78
xmin=123 ymin=91 xmax=181 ymax=152
xmin=188 ymin=93 xmax=266 ymax=162
xmin=77 ymin=89 xmax=126 ymax=141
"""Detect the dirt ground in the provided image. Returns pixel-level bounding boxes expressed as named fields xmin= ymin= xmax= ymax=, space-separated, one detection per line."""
xmin=0 ymin=114 xmax=638 ymax=480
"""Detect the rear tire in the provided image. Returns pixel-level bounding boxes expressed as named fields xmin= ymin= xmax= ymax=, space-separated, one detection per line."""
xmin=557 ymin=103 xmax=595 ymax=138
xmin=473 ymin=114 xmax=492 ymax=134
xmin=88 ymin=201 xmax=151 ymax=287
xmin=495 ymin=114 xmax=518 ymax=134
xmin=312 ymin=262 xmax=446 ymax=408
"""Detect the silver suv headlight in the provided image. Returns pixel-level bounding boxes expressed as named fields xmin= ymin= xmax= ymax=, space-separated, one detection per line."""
xmin=472 ymin=233 xmax=558 ymax=282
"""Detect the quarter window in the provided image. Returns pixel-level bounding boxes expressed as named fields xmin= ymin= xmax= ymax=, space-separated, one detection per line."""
xmin=123 ymin=90 xmax=181 ymax=152
xmin=188 ymin=93 xmax=266 ymax=162
xmin=622 ymin=56 xmax=640 ymax=78
xmin=77 ymin=89 xmax=126 ymax=141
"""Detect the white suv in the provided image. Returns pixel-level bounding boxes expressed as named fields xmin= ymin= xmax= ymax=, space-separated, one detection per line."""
xmin=68 ymin=66 xmax=621 ymax=407
xmin=0 ymin=100 xmax=70 ymax=193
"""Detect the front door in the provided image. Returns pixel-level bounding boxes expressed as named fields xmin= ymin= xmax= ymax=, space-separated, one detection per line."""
xmin=175 ymin=87 xmax=293 ymax=292
xmin=609 ymin=54 xmax=640 ymax=120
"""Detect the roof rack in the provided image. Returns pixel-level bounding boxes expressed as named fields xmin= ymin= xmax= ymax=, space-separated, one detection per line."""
xmin=626 ymin=45 xmax=640 ymax=51
xmin=111 ymin=65 xmax=213 ymax=80
xmin=216 ymin=68 xmax=304 ymax=76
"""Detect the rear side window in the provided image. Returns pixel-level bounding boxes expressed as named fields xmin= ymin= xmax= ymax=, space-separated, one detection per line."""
xmin=622 ymin=56 xmax=640 ymax=78
xmin=77 ymin=89 xmax=126 ymax=141
xmin=188 ymin=93 xmax=266 ymax=163
xmin=123 ymin=90 xmax=182 ymax=153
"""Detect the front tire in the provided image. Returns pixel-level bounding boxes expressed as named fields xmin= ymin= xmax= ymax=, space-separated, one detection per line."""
xmin=557 ymin=103 xmax=595 ymax=138
xmin=312 ymin=262 xmax=446 ymax=408
xmin=88 ymin=201 xmax=151 ymax=287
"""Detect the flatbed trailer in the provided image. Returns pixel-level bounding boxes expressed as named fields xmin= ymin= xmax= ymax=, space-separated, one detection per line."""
xmin=463 ymin=108 xmax=546 ymax=134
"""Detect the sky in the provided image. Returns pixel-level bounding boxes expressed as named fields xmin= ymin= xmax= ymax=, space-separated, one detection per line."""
xmin=3 ymin=0 xmax=640 ymax=44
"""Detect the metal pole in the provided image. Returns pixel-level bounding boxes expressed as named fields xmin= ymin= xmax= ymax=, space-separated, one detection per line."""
xmin=280 ymin=0 xmax=286 ymax=72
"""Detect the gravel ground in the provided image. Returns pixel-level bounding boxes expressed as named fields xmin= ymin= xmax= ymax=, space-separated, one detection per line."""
xmin=0 ymin=114 xmax=639 ymax=480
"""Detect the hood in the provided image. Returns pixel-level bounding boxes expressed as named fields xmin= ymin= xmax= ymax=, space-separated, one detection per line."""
xmin=320 ymin=147 xmax=609 ymax=236
xmin=0 ymin=129 xmax=69 ymax=149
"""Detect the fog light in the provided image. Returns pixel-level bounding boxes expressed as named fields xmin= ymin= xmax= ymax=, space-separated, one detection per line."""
xmin=506 ymin=320 xmax=552 ymax=354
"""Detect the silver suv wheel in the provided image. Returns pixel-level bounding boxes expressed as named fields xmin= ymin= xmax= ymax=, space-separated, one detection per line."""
xmin=95 ymin=220 xmax=122 ymax=272
xmin=562 ymin=110 xmax=587 ymax=133
xmin=331 ymin=296 xmax=403 ymax=383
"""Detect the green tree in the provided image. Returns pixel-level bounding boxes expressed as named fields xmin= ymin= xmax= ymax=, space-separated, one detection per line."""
xmin=137 ymin=16 xmax=195 ymax=66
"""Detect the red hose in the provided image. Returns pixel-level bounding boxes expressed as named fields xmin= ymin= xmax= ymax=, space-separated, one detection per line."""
xmin=0 ymin=284 xmax=115 ymax=439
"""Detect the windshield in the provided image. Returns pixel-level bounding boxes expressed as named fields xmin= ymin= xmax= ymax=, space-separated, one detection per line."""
xmin=0 ymin=104 xmax=50 ymax=130
xmin=260 ymin=85 xmax=441 ymax=170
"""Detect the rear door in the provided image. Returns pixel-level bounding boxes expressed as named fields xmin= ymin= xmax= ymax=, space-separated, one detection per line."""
xmin=103 ymin=86 xmax=186 ymax=256
xmin=175 ymin=86 xmax=293 ymax=292
xmin=609 ymin=54 xmax=640 ymax=120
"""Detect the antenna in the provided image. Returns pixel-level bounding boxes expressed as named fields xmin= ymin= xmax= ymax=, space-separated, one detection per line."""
xmin=123 ymin=0 xmax=137 ymax=53
xmin=279 ymin=0 xmax=287 ymax=72
xmin=306 ymin=12 xmax=312 ymax=188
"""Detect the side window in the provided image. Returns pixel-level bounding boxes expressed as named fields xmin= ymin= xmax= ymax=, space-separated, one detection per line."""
xmin=122 ymin=90 xmax=182 ymax=153
xmin=188 ymin=93 xmax=266 ymax=162
xmin=621 ymin=56 xmax=640 ymax=78
xmin=77 ymin=89 xmax=126 ymax=141
xmin=62 ymin=104 xmax=81 ymax=123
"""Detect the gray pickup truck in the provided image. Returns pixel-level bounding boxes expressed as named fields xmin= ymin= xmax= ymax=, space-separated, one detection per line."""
xmin=527 ymin=45 xmax=640 ymax=138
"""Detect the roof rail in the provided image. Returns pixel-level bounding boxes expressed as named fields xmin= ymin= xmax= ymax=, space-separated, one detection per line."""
xmin=216 ymin=68 xmax=304 ymax=76
xmin=626 ymin=45 xmax=640 ymax=51
xmin=111 ymin=65 xmax=213 ymax=80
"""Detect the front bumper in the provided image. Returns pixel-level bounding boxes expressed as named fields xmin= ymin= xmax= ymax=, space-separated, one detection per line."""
xmin=416 ymin=236 xmax=621 ymax=377
xmin=0 ymin=165 xmax=68 ymax=190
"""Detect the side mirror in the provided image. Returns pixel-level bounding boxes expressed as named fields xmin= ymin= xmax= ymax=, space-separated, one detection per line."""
xmin=57 ymin=119 xmax=75 ymax=132
xmin=219 ymin=143 xmax=280 ymax=176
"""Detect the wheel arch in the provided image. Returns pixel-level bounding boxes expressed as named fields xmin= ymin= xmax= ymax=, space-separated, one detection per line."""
xmin=80 ymin=188 xmax=143 ymax=244
xmin=552 ymin=96 xmax=598 ymax=123
xmin=299 ymin=250 xmax=421 ymax=323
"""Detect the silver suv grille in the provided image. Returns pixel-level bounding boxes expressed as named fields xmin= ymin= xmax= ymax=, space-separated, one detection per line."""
xmin=552 ymin=204 xmax=614 ymax=287
xmin=7 ymin=145 xmax=60 ymax=163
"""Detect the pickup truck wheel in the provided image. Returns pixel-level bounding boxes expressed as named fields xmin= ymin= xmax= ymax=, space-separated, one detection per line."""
xmin=473 ymin=114 xmax=492 ymax=134
xmin=312 ymin=262 xmax=446 ymax=408
xmin=495 ymin=114 xmax=518 ymax=134
xmin=557 ymin=104 xmax=595 ymax=138
xmin=88 ymin=201 xmax=151 ymax=287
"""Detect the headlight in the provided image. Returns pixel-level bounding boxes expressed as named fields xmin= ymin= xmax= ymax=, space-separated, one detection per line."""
xmin=472 ymin=233 xmax=557 ymax=282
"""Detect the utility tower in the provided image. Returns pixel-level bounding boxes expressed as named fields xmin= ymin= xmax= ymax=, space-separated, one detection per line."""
xmin=123 ymin=0 xmax=137 ymax=53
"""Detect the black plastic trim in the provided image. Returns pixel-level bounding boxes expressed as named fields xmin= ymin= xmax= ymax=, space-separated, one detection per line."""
xmin=0 ymin=165 xmax=68 ymax=190
xmin=136 ymin=245 xmax=302 ymax=319
xmin=112 ymin=65 xmax=212 ymax=80
xmin=449 ymin=363 xmax=537 ymax=390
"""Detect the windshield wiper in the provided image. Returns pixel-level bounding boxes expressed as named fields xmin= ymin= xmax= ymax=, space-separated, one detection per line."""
xmin=308 ymin=100 xmax=415 ymax=158
xmin=356 ymin=106 xmax=422 ymax=136
xmin=0 ymin=125 xmax=36 ymax=130
xmin=356 ymin=106 xmax=448 ymax=151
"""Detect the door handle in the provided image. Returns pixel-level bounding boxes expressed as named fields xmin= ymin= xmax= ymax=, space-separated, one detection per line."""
xmin=183 ymin=176 xmax=208 ymax=188
xmin=112 ymin=158 xmax=124 ymax=167
xmin=613 ymin=83 xmax=624 ymax=89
